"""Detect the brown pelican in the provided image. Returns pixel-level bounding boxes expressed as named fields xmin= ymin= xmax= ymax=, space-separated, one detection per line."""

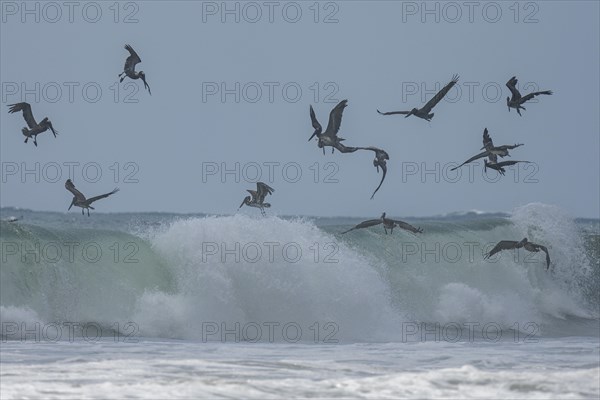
xmin=484 ymin=238 xmax=551 ymax=269
xmin=7 ymin=103 xmax=58 ymax=146
xmin=506 ymin=76 xmax=552 ymax=116
xmin=239 ymin=182 xmax=274 ymax=216
xmin=357 ymin=147 xmax=390 ymax=199
xmin=119 ymin=44 xmax=151 ymax=95
xmin=451 ymin=128 xmax=524 ymax=171
xmin=65 ymin=179 xmax=119 ymax=216
xmin=341 ymin=212 xmax=423 ymax=235
xmin=484 ymin=159 xmax=531 ymax=176
xmin=377 ymin=74 xmax=459 ymax=121
xmin=309 ymin=100 xmax=350 ymax=155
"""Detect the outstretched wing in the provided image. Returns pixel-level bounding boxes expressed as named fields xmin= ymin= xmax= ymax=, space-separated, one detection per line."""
xmin=256 ymin=182 xmax=274 ymax=203
xmin=421 ymin=74 xmax=459 ymax=113
xmin=391 ymin=219 xmax=423 ymax=234
xmin=535 ymin=244 xmax=551 ymax=269
xmin=308 ymin=105 xmax=322 ymax=141
xmin=333 ymin=142 xmax=360 ymax=153
xmin=376 ymin=109 xmax=411 ymax=116
xmin=451 ymin=150 xmax=489 ymax=171
xmin=495 ymin=160 xmax=531 ymax=168
xmin=247 ymin=189 xmax=258 ymax=202
xmin=124 ymin=44 xmax=142 ymax=72
xmin=499 ymin=143 xmax=524 ymax=151
xmin=8 ymin=102 xmax=38 ymax=129
xmin=341 ymin=219 xmax=382 ymax=234
xmin=65 ymin=179 xmax=86 ymax=202
xmin=324 ymin=100 xmax=348 ymax=137
xmin=506 ymin=76 xmax=521 ymax=100
xmin=87 ymin=188 xmax=120 ymax=205
xmin=482 ymin=128 xmax=494 ymax=150
xmin=520 ymin=90 xmax=553 ymax=103
xmin=485 ymin=240 xmax=519 ymax=259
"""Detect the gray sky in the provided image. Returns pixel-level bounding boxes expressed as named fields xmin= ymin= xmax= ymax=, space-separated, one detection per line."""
xmin=1 ymin=1 xmax=599 ymax=218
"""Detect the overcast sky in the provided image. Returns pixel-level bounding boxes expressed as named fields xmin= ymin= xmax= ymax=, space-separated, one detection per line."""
xmin=1 ymin=1 xmax=598 ymax=218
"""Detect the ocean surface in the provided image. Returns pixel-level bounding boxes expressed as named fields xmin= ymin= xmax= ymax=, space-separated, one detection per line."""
xmin=1 ymin=203 xmax=599 ymax=399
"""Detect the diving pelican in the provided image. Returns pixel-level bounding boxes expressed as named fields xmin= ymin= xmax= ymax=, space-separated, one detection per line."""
xmin=65 ymin=179 xmax=119 ymax=216
xmin=357 ymin=147 xmax=390 ymax=199
xmin=377 ymin=74 xmax=459 ymax=121
xmin=119 ymin=44 xmax=151 ymax=95
xmin=7 ymin=102 xmax=58 ymax=146
xmin=239 ymin=182 xmax=275 ymax=216
xmin=451 ymin=128 xmax=524 ymax=171
xmin=341 ymin=212 xmax=423 ymax=235
xmin=506 ymin=76 xmax=552 ymax=116
xmin=484 ymin=238 xmax=551 ymax=269
xmin=309 ymin=100 xmax=351 ymax=155
xmin=484 ymin=159 xmax=531 ymax=176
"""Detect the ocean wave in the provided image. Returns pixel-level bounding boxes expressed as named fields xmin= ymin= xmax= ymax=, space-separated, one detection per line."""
xmin=1 ymin=203 xmax=598 ymax=341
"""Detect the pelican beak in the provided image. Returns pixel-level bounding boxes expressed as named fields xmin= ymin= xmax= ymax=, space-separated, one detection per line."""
xmin=239 ymin=200 xmax=245 ymax=209
xmin=308 ymin=131 xmax=317 ymax=142
xmin=68 ymin=199 xmax=74 ymax=210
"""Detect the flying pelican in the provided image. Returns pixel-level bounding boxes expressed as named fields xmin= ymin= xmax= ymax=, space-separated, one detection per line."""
xmin=7 ymin=103 xmax=58 ymax=146
xmin=341 ymin=212 xmax=423 ymax=235
xmin=309 ymin=100 xmax=351 ymax=155
xmin=377 ymin=74 xmax=459 ymax=121
xmin=484 ymin=238 xmax=551 ymax=269
xmin=65 ymin=179 xmax=119 ymax=216
xmin=506 ymin=76 xmax=552 ymax=116
xmin=451 ymin=128 xmax=524 ymax=171
xmin=357 ymin=147 xmax=390 ymax=199
xmin=119 ymin=44 xmax=151 ymax=95
xmin=484 ymin=159 xmax=531 ymax=176
xmin=239 ymin=182 xmax=275 ymax=216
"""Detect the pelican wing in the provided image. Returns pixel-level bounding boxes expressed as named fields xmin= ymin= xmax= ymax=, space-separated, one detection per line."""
xmin=391 ymin=219 xmax=423 ymax=234
xmin=65 ymin=180 xmax=86 ymax=202
xmin=377 ymin=109 xmax=411 ymax=116
xmin=309 ymin=105 xmax=322 ymax=132
xmin=87 ymin=188 xmax=120 ymax=205
xmin=498 ymin=143 xmax=524 ymax=151
xmin=482 ymin=128 xmax=494 ymax=150
xmin=533 ymin=244 xmax=551 ymax=269
xmin=247 ymin=189 xmax=258 ymax=201
xmin=485 ymin=240 xmax=520 ymax=259
xmin=333 ymin=142 xmax=360 ymax=153
xmin=324 ymin=100 xmax=348 ymax=137
xmin=420 ymin=74 xmax=459 ymax=113
xmin=451 ymin=150 xmax=489 ymax=171
xmin=124 ymin=44 xmax=142 ymax=72
xmin=308 ymin=105 xmax=322 ymax=141
xmin=341 ymin=219 xmax=382 ymax=234
xmin=506 ymin=76 xmax=521 ymax=100
xmin=359 ymin=146 xmax=388 ymax=157
xmin=256 ymin=182 xmax=274 ymax=203
xmin=495 ymin=160 xmax=530 ymax=168
xmin=520 ymin=90 xmax=553 ymax=103
xmin=8 ymin=102 xmax=38 ymax=129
